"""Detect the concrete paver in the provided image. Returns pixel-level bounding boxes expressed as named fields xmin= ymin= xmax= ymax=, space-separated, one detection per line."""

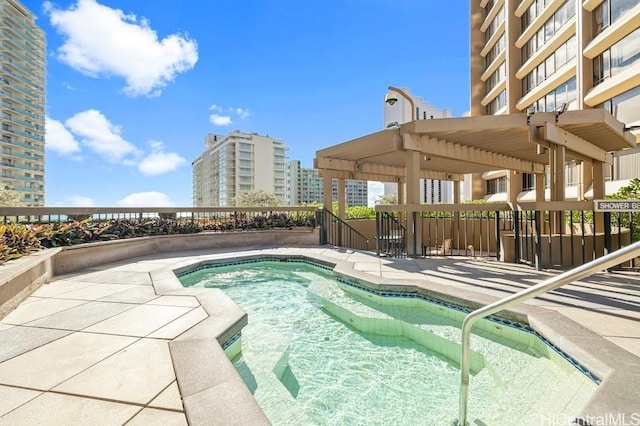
xmin=0 ymin=392 xmax=141 ymax=425
xmin=83 ymin=305 xmax=193 ymax=337
xmin=149 ymin=381 xmax=184 ymax=411
xmin=0 ymin=332 xmax=137 ymax=390
xmin=0 ymin=298 xmax=86 ymax=325
xmin=0 ymin=385 xmax=41 ymax=417
xmin=126 ymin=408 xmax=187 ymax=426
xmin=53 ymin=338 xmax=176 ymax=405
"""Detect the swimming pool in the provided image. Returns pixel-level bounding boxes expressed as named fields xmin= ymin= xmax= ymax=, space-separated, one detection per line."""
xmin=179 ymin=258 xmax=598 ymax=425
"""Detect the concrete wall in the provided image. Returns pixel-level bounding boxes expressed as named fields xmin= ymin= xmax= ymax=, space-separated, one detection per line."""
xmin=0 ymin=249 xmax=59 ymax=319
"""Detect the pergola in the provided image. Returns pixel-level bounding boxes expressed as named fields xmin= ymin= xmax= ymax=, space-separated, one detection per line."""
xmin=314 ymin=109 xmax=636 ymax=255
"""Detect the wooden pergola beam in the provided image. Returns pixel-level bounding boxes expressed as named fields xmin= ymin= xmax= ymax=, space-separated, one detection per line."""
xmin=315 ymin=156 xmax=464 ymax=181
xmin=544 ymin=122 xmax=611 ymax=164
xmin=402 ymin=134 xmax=546 ymax=174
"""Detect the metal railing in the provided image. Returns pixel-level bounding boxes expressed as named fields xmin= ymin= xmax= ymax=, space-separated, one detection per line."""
xmin=457 ymin=239 xmax=640 ymax=425
xmin=319 ymin=208 xmax=369 ymax=251
xmin=374 ymin=201 xmax=639 ymax=269
xmin=376 ymin=211 xmax=407 ymax=257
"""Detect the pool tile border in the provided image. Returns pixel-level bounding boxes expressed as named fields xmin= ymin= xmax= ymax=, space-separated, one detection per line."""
xmin=153 ymin=249 xmax=640 ymax=424
xmin=179 ymin=256 xmax=601 ymax=384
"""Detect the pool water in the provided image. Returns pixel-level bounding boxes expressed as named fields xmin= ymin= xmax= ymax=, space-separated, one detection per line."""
xmin=180 ymin=260 xmax=597 ymax=425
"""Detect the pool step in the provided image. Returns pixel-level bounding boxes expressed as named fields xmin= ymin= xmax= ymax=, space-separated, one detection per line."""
xmin=468 ymin=354 xmax=595 ymax=424
xmin=236 ymin=325 xmax=314 ymax=425
xmin=307 ymin=280 xmax=486 ymax=375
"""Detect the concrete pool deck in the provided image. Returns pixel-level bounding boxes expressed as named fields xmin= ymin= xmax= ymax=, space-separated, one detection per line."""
xmin=0 ymin=245 xmax=639 ymax=425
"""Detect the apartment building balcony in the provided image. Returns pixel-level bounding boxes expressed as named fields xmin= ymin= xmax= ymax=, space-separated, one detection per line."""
xmin=3 ymin=66 xmax=40 ymax=90
xmin=0 ymin=88 xmax=40 ymax=110
xmin=0 ymin=53 xmax=37 ymax=77
xmin=1 ymin=138 xmax=42 ymax=152
xmin=2 ymin=12 xmax=41 ymax=41
xmin=0 ymin=42 xmax=40 ymax=69
xmin=10 ymin=129 xmax=42 ymax=142
xmin=517 ymin=17 xmax=576 ymax=79
xmin=583 ymin=3 xmax=640 ymax=59
xmin=585 ymin=62 xmax=640 ymax=107
xmin=516 ymin=61 xmax=577 ymax=110
xmin=0 ymin=150 xmax=38 ymax=161
xmin=0 ymin=100 xmax=40 ymax=120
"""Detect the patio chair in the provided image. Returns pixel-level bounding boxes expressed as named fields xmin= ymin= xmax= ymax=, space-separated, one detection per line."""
xmin=422 ymin=238 xmax=452 ymax=256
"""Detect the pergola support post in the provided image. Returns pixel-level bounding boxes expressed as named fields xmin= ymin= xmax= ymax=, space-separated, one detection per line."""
xmin=405 ymin=149 xmax=422 ymax=256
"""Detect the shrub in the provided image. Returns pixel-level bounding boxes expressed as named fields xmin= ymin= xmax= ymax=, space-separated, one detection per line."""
xmin=0 ymin=223 xmax=41 ymax=264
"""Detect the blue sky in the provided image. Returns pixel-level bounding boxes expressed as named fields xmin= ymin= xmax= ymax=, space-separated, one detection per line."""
xmin=23 ymin=0 xmax=470 ymax=207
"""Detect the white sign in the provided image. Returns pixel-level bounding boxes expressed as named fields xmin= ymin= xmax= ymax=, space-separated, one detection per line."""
xmin=594 ymin=200 xmax=640 ymax=212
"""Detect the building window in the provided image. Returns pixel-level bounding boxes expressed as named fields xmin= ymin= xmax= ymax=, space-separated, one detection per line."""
xmin=598 ymin=85 xmax=640 ymax=126
xmin=593 ymin=28 xmax=640 ymax=85
xmin=486 ymin=89 xmax=506 ymax=114
xmin=521 ymin=0 xmax=549 ymax=31
xmin=485 ymin=61 xmax=506 ymax=95
xmin=529 ymin=77 xmax=577 ymax=112
xmin=485 ymin=34 xmax=506 ymax=68
xmin=593 ymin=0 xmax=637 ymax=35
xmin=486 ymin=177 xmax=507 ymax=194
xmin=522 ymin=173 xmax=535 ymax=191
xmin=522 ymin=0 xmax=575 ymax=64
xmin=485 ymin=5 xmax=505 ymax=42
xmin=522 ymin=35 xmax=577 ymax=94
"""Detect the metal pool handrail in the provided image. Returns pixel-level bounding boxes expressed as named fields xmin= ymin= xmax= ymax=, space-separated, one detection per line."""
xmin=458 ymin=240 xmax=640 ymax=425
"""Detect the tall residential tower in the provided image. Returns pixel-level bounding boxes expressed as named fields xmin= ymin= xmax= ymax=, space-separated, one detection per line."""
xmin=193 ymin=131 xmax=289 ymax=206
xmin=471 ymin=0 xmax=639 ymax=199
xmin=0 ymin=0 xmax=45 ymax=206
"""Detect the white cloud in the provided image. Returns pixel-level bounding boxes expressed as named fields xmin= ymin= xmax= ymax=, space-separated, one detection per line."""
xmin=65 ymin=195 xmax=96 ymax=206
xmin=45 ymin=0 xmax=198 ymax=97
xmin=65 ymin=109 xmax=140 ymax=162
xmin=209 ymin=114 xmax=232 ymax=126
xmin=138 ymin=140 xmax=186 ymax=176
xmin=208 ymin=104 xmax=250 ymax=126
xmin=117 ymin=191 xmax=175 ymax=207
xmin=45 ymin=116 xmax=81 ymax=155
xmin=235 ymin=108 xmax=250 ymax=119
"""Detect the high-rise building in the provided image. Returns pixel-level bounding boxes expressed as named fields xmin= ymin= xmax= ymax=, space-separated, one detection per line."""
xmin=382 ymin=88 xmax=455 ymax=204
xmin=0 ymin=0 xmax=46 ymax=206
xmin=192 ymin=131 xmax=289 ymax=206
xmin=288 ymin=160 xmax=368 ymax=207
xmin=471 ymin=0 xmax=639 ymax=200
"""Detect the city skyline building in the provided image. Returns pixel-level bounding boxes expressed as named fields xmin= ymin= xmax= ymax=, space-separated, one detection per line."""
xmin=382 ymin=88 xmax=455 ymax=203
xmin=192 ymin=131 xmax=288 ymax=206
xmin=0 ymin=0 xmax=46 ymax=206
xmin=471 ymin=0 xmax=639 ymax=201
xmin=283 ymin=159 xmax=369 ymax=207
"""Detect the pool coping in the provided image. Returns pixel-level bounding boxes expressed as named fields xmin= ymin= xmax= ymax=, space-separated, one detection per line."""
xmin=152 ymin=251 xmax=640 ymax=425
